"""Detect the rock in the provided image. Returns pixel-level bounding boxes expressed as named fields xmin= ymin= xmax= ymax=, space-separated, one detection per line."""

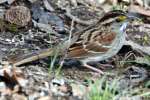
xmin=31 ymin=2 xmax=65 ymax=33
xmin=39 ymin=12 xmax=65 ymax=33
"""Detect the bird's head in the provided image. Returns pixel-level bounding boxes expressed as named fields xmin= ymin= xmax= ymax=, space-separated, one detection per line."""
xmin=99 ymin=10 xmax=140 ymax=32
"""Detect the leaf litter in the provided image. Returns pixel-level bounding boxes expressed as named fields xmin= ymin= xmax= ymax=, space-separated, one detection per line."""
xmin=0 ymin=0 xmax=149 ymax=99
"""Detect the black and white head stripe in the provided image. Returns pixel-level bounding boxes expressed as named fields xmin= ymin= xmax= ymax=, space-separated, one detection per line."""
xmin=98 ymin=10 xmax=127 ymax=23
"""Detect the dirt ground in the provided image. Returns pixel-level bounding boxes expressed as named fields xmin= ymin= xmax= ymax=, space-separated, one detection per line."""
xmin=0 ymin=0 xmax=149 ymax=100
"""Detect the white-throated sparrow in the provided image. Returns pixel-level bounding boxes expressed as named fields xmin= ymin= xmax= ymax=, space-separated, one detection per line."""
xmin=8 ymin=10 xmax=133 ymax=74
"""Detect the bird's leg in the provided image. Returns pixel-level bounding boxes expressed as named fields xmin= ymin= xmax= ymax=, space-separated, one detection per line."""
xmin=83 ymin=63 xmax=104 ymax=75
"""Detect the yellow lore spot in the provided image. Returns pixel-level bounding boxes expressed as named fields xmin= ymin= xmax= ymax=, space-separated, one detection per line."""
xmin=118 ymin=15 xmax=127 ymax=21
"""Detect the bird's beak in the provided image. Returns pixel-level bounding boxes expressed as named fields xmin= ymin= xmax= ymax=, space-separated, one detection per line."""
xmin=119 ymin=13 xmax=141 ymax=32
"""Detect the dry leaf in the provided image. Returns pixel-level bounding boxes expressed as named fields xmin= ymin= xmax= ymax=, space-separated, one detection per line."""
xmin=71 ymin=83 xmax=89 ymax=98
xmin=108 ymin=0 xmax=118 ymax=5
xmin=129 ymin=5 xmax=150 ymax=16
xmin=0 ymin=64 xmax=28 ymax=95
xmin=38 ymin=96 xmax=52 ymax=100
xmin=12 ymin=93 xmax=27 ymax=100
xmin=135 ymin=0 xmax=144 ymax=6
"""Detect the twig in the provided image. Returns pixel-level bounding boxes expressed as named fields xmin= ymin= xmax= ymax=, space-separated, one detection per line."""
xmin=43 ymin=0 xmax=55 ymax=12
xmin=65 ymin=8 xmax=97 ymax=25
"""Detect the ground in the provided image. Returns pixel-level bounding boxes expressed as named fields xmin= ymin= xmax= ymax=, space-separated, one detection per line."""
xmin=0 ymin=0 xmax=149 ymax=100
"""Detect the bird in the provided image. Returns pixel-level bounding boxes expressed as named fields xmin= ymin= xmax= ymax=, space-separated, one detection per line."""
xmin=8 ymin=10 xmax=133 ymax=74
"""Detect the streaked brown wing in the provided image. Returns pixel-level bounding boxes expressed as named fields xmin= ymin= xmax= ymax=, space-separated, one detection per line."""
xmin=84 ymin=42 xmax=109 ymax=52
xmin=83 ymin=31 xmax=117 ymax=53
xmin=68 ymin=31 xmax=117 ymax=58
xmin=95 ymin=32 xmax=116 ymax=45
xmin=68 ymin=42 xmax=89 ymax=58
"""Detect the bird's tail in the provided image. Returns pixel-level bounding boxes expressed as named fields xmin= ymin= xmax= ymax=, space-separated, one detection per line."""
xmin=8 ymin=48 xmax=54 ymax=66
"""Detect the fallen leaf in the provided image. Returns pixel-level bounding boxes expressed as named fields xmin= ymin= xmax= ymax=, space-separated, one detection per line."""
xmin=12 ymin=93 xmax=27 ymax=100
xmin=129 ymin=5 xmax=150 ymax=16
xmin=134 ymin=0 xmax=144 ymax=6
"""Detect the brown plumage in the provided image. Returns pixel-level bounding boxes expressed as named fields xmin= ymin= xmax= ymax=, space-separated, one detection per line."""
xmin=8 ymin=10 xmax=130 ymax=74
